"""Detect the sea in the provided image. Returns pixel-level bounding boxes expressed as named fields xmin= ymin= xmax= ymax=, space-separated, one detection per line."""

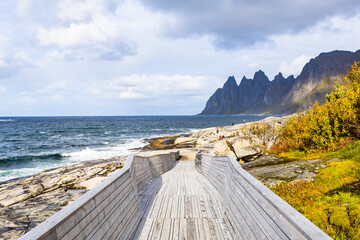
xmin=0 ymin=115 xmax=268 ymax=183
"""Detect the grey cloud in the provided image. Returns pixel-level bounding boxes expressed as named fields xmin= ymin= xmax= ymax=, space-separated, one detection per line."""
xmin=140 ymin=0 xmax=360 ymax=48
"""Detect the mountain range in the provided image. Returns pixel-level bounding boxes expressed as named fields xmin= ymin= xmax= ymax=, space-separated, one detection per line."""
xmin=200 ymin=50 xmax=360 ymax=115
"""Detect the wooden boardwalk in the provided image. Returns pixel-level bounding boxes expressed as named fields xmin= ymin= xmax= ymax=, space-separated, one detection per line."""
xmin=20 ymin=152 xmax=331 ymax=240
xmin=133 ymin=161 xmax=233 ymax=240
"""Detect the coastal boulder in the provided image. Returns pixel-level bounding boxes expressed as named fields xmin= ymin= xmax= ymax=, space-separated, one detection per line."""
xmin=231 ymin=137 xmax=253 ymax=148
xmin=174 ymin=137 xmax=197 ymax=148
xmin=234 ymin=145 xmax=263 ymax=161
xmin=214 ymin=141 xmax=234 ymax=157
xmin=190 ymin=128 xmax=216 ymax=138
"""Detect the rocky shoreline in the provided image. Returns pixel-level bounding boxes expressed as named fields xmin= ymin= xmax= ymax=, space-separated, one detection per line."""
xmin=0 ymin=114 xmax=337 ymax=239
xmin=0 ymin=156 xmax=126 ymax=239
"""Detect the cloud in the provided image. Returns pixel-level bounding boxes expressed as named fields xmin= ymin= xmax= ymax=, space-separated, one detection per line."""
xmin=85 ymin=74 xmax=222 ymax=100
xmin=0 ymin=33 xmax=33 ymax=78
xmin=33 ymin=0 xmax=139 ymax=61
xmin=57 ymin=0 xmax=110 ymax=21
xmin=19 ymin=80 xmax=71 ymax=103
xmin=18 ymin=96 xmax=36 ymax=105
xmin=139 ymin=0 xmax=360 ymax=48
xmin=0 ymin=85 xmax=6 ymax=93
xmin=278 ymin=55 xmax=313 ymax=77
xmin=1 ymin=0 xmax=360 ymax=116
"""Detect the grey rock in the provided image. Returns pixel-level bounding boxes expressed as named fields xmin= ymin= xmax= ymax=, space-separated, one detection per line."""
xmin=243 ymin=155 xmax=329 ymax=187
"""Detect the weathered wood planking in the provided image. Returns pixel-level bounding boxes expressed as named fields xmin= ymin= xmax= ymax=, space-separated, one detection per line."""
xmin=19 ymin=149 xmax=329 ymax=240
xmin=19 ymin=151 xmax=179 ymax=240
xmin=195 ymin=153 xmax=332 ymax=240
xmin=133 ymin=161 xmax=232 ymax=240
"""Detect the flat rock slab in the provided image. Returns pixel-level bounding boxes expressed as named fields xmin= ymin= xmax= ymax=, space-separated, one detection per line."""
xmin=133 ymin=161 xmax=232 ymax=239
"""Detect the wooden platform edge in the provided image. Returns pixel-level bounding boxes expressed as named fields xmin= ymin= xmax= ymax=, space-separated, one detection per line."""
xmin=195 ymin=153 xmax=332 ymax=240
xmin=19 ymin=151 xmax=179 ymax=240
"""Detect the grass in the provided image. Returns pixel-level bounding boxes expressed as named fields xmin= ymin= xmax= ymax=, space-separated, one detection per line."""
xmin=323 ymin=140 xmax=360 ymax=161
xmin=277 ymin=139 xmax=360 ymax=162
xmin=271 ymin=140 xmax=360 ymax=239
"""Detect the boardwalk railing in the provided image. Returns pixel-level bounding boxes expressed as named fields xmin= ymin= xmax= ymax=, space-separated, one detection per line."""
xmin=195 ymin=153 xmax=331 ymax=240
xmin=19 ymin=151 xmax=179 ymax=240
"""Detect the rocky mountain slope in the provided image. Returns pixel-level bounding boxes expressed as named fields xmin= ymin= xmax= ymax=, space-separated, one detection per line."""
xmin=200 ymin=50 xmax=360 ymax=115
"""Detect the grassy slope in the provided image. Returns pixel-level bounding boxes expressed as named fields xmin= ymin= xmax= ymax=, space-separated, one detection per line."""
xmin=272 ymin=141 xmax=360 ymax=239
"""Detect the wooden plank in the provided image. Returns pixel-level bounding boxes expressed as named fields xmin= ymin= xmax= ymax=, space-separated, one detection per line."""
xmin=137 ymin=218 xmax=153 ymax=240
xmin=151 ymin=219 xmax=163 ymax=240
xmin=133 ymin=161 xmax=235 ymax=240
xmin=171 ymin=195 xmax=179 ymax=219
xmin=197 ymin=218 xmax=206 ymax=240
xmin=171 ymin=219 xmax=180 ymax=240
xmin=160 ymin=218 xmax=172 ymax=239
xmin=187 ymin=218 xmax=197 ymax=240
xmin=179 ymin=218 xmax=188 ymax=240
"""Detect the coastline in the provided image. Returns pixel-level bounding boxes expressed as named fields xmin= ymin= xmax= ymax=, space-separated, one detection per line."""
xmin=0 ymin=114 xmax=298 ymax=239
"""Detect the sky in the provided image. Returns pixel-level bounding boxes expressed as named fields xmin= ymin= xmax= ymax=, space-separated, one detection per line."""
xmin=0 ymin=0 xmax=360 ymax=116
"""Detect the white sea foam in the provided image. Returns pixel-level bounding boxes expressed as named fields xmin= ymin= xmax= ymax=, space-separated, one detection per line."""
xmin=50 ymin=135 xmax=61 ymax=139
xmin=189 ymin=128 xmax=201 ymax=133
xmin=0 ymin=164 xmax=63 ymax=183
xmin=61 ymin=138 xmax=146 ymax=162
xmin=0 ymin=119 xmax=14 ymax=122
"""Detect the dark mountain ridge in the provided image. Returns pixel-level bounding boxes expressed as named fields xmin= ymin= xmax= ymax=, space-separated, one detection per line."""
xmin=200 ymin=50 xmax=360 ymax=115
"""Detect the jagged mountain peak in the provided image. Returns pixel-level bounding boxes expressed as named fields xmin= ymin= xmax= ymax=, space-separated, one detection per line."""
xmin=274 ymin=72 xmax=284 ymax=80
xmin=253 ymin=70 xmax=269 ymax=82
xmin=241 ymin=76 xmax=248 ymax=82
xmin=200 ymin=49 xmax=360 ymax=115
xmin=223 ymin=76 xmax=237 ymax=88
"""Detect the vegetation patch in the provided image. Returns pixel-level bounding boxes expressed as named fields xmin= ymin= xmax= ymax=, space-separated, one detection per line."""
xmin=271 ymin=160 xmax=360 ymax=239
xmin=270 ymin=62 xmax=360 ymax=239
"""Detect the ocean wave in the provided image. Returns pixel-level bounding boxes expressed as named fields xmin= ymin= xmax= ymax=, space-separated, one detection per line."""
xmin=0 ymin=119 xmax=14 ymax=122
xmin=61 ymin=139 xmax=146 ymax=161
xmin=50 ymin=135 xmax=61 ymax=139
xmin=0 ymin=153 xmax=63 ymax=164
xmin=189 ymin=128 xmax=201 ymax=133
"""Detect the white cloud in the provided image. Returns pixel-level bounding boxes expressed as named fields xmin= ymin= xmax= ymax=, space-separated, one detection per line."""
xmin=278 ymin=55 xmax=313 ymax=77
xmin=1 ymin=1 xmax=360 ymax=115
xmin=18 ymin=96 xmax=36 ymax=105
xmin=37 ymin=23 xmax=104 ymax=47
xmin=85 ymin=74 xmax=222 ymax=100
xmin=16 ymin=0 xmax=33 ymax=16
xmin=117 ymin=89 xmax=145 ymax=100
xmin=50 ymin=94 xmax=64 ymax=101
xmin=57 ymin=0 xmax=108 ymax=21
xmin=34 ymin=0 xmax=172 ymax=61
xmin=35 ymin=80 xmax=69 ymax=94
xmin=0 ymin=85 xmax=6 ymax=93
xmin=20 ymin=80 xmax=70 ymax=97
